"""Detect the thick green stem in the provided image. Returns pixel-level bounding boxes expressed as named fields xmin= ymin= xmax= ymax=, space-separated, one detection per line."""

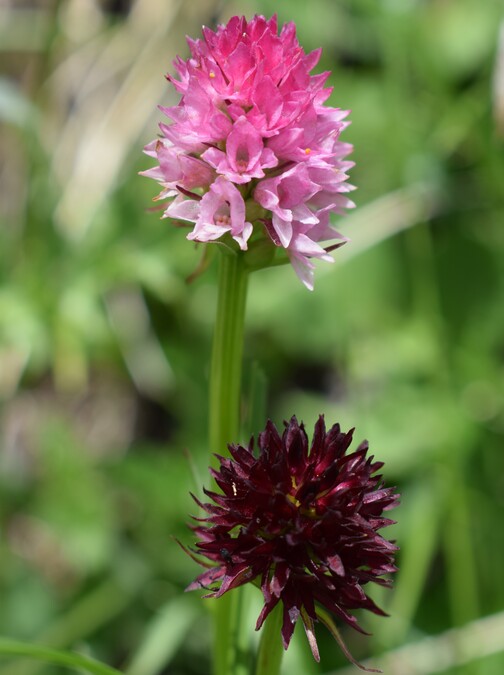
xmin=254 ymin=603 xmax=284 ymax=675
xmin=209 ymin=250 xmax=248 ymax=462
xmin=209 ymin=250 xmax=249 ymax=675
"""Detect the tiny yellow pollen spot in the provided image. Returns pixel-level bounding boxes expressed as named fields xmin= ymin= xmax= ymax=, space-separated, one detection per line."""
xmin=286 ymin=493 xmax=301 ymax=508
xmin=304 ymin=148 xmax=311 ymax=155
xmin=209 ymin=71 xmax=216 ymax=79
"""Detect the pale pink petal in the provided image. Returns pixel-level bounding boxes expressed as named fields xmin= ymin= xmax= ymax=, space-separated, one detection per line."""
xmin=166 ymin=195 xmax=200 ymax=222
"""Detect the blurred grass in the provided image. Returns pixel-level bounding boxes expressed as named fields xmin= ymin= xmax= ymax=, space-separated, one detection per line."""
xmin=1 ymin=0 xmax=504 ymax=674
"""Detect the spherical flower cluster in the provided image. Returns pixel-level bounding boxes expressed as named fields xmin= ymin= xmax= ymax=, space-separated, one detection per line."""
xmin=142 ymin=15 xmax=355 ymax=289
xmin=186 ymin=416 xmax=399 ymax=666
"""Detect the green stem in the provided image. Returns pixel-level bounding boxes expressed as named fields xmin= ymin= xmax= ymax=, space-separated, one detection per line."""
xmin=254 ymin=603 xmax=284 ymax=675
xmin=209 ymin=250 xmax=249 ymax=462
xmin=209 ymin=250 xmax=249 ymax=675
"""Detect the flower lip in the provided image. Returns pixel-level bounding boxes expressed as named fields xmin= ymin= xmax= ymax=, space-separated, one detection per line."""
xmin=186 ymin=414 xmax=399 ymax=666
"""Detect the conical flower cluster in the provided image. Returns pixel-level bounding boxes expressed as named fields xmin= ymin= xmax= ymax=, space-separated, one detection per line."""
xmin=187 ymin=416 xmax=399 ymax=666
xmin=142 ymin=15 xmax=355 ymax=289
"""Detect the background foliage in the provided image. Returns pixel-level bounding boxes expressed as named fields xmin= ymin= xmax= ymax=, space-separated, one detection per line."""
xmin=1 ymin=0 xmax=503 ymax=673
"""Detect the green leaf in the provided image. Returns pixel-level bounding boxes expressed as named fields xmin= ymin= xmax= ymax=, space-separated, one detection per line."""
xmin=124 ymin=596 xmax=198 ymax=675
xmin=0 ymin=639 xmax=122 ymax=675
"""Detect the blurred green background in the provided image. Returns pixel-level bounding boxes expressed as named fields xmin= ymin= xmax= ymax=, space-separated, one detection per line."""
xmin=1 ymin=0 xmax=503 ymax=673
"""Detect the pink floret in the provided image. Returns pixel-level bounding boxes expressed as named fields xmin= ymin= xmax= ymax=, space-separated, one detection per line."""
xmin=187 ymin=177 xmax=253 ymax=251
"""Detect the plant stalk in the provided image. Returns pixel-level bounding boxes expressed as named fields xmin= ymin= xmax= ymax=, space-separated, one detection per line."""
xmin=209 ymin=250 xmax=249 ymax=675
xmin=254 ymin=603 xmax=284 ymax=675
xmin=209 ymin=250 xmax=248 ymax=463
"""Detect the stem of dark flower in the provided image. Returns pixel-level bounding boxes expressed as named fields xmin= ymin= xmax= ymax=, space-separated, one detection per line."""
xmin=254 ymin=603 xmax=284 ymax=675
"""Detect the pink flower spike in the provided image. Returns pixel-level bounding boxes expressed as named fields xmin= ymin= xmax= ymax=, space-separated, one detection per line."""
xmin=142 ymin=14 xmax=355 ymax=288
